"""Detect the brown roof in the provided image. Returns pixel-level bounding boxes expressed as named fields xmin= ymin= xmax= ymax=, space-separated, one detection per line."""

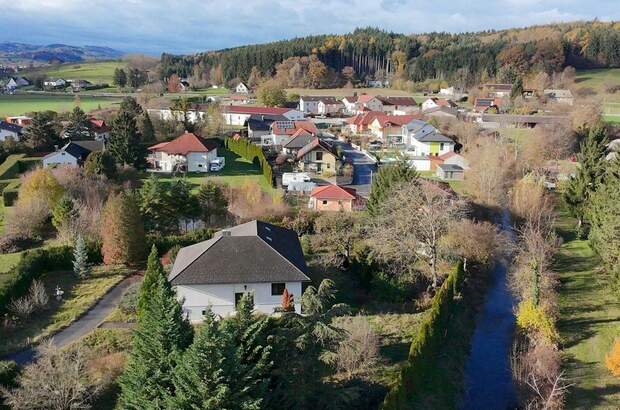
xmin=271 ymin=120 xmax=318 ymax=136
xmin=373 ymin=114 xmax=417 ymax=128
xmin=296 ymin=138 xmax=334 ymax=160
xmin=378 ymin=96 xmax=418 ymax=106
xmin=148 ymin=132 xmax=216 ymax=155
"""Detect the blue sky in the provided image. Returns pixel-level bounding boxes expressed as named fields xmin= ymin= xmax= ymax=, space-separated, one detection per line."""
xmin=0 ymin=0 xmax=617 ymax=55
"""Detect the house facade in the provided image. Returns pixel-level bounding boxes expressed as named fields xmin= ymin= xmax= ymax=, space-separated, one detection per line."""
xmin=296 ymin=138 xmax=338 ymax=174
xmin=369 ymin=115 xmax=417 ymax=144
xmin=148 ymin=132 xmax=218 ymax=173
xmin=169 ymin=220 xmax=310 ymax=320
xmin=43 ymin=140 xmax=104 ymax=168
xmin=378 ymin=96 xmax=418 ymax=114
xmin=0 ymin=121 xmax=22 ymax=141
xmin=401 ymin=120 xmax=455 ymax=156
xmin=222 ymin=106 xmax=304 ymax=126
xmin=235 ymin=82 xmax=250 ymax=94
xmin=309 ymin=185 xmax=356 ymax=212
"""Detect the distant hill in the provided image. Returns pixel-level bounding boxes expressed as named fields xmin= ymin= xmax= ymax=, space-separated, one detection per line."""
xmin=0 ymin=42 xmax=124 ymax=64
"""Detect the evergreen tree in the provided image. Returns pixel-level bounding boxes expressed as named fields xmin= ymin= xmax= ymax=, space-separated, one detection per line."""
xmin=120 ymin=97 xmax=144 ymax=118
xmin=170 ymin=178 xmax=201 ymax=227
xmin=83 ymin=151 xmax=116 ymax=179
xmin=118 ymin=251 xmax=193 ymax=409
xmin=113 ymin=68 xmax=128 ymax=88
xmin=52 ymin=195 xmax=76 ymax=231
xmin=511 ymin=77 xmax=524 ymax=99
xmin=367 ymin=159 xmax=418 ymax=217
xmin=196 ymin=181 xmax=228 ymax=224
xmin=564 ymin=127 xmax=608 ymax=236
xmin=64 ymin=106 xmax=93 ymax=140
xmin=138 ymin=245 xmax=166 ymax=316
xmin=140 ymin=111 xmax=155 ymax=142
xmin=108 ymin=110 xmax=145 ymax=168
xmin=139 ymin=174 xmax=175 ymax=233
xmin=73 ymin=234 xmax=91 ymax=278
xmin=101 ymin=192 xmax=146 ymax=265
xmin=22 ymin=111 xmax=58 ymax=150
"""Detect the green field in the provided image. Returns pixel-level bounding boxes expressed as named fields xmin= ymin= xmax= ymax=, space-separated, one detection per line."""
xmin=576 ymin=68 xmax=620 ymax=123
xmin=0 ymin=94 xmax=122 ymax=116
xmin=556 ymin=209 xmax=620 ymax=408
xmin=22 ymin=61 xmax=126 ymax=85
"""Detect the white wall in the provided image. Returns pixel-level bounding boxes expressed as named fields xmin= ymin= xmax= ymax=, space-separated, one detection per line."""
xmin=187 ymin=150 xmax=217 ymax=172
xmin=408 ymin=158 xmax=431 ymax=171
xmin=175 ymin=281 xmax=304 ymax=321
xmin=0 ymin=129 xmax=19 ymax=142
xmin=421 ymin=99 xmax=439 ymax=111
xmin=223 ymin=112 xmax=251 ymax=126
xmin=300 ymin=99 xmax=319 ymax=114
xmin=283 ymin=110 xmax=305 ymax=120
xmin=43 ymin=152 xmax=78 ymax=167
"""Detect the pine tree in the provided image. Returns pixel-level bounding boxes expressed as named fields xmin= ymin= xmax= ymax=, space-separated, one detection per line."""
xmin=64 ymin=106 xmax=93 ymax=140
xmin=118 ymin=253 xmax=193 ymax=409
xmin=52 ymin=195 xmax=76 ymax=231
xmin=108 ymin=110 xmax=144 ymax=168
xmin=367 ymin=159 xmax=418 ymax=217
xmin=564 ymin=127 xmax=608 ymax=236
xmin=113 ymin=68 xmax=127 ymax=88
xmin=73 ymin=234 xmax=91 ymax=278
xmin=170 ymin=178 xmax=201 ymax=229
xmin=139 ymin=174 xmax=175 ymax=233
xmin=22 ymin=111 xmax=58 ymax=150
xmin=141 ymin=111 xmax=155 ymax=142
xmin=168 ymin=310 xmax=231 ymax=410
xmin=196 ymin=181 xmax=228 ymax=225
xmin=101 ymin=192 xmax=146 ymax=265
xmin=83 ymin=151 xmax=116 ymax=179
xmin=138 ymin=245 xmax=165 ymax=314
xmin=120 ymin=97 xmax=144 ymax=118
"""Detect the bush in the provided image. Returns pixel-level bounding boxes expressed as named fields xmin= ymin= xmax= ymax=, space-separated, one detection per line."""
xmin=606 ymin=339 xmax=620 ymax=377
xmin=118 ymin=282 xmax=139 ymax=315
xmin=515 ymin=299 xmax=559 ymax=343
xmin=2 ymin=187 xmax=18 ymax=206
xmin=330 ymin=315 xmax=379 ymax=379
xmin=0 ymin=234 xmax=42 ymax=254
xmin=147 ymin=228 xmax=213 ymax=255
xmin=0 ymin=360 xmax=18 ymax=388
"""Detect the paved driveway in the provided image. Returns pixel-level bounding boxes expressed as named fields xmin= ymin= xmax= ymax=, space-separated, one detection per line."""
xmin=4 ymin=275 xmax=141 ymax=366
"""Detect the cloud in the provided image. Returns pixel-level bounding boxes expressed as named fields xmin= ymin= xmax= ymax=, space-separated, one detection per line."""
xmin=0 ymin=0 xmax=616 ymax=54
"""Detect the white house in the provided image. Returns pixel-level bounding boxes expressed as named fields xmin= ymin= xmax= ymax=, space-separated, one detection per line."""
xmin=148 ymin=132 xmax=218 ymax=173
xmin=0 ymin=121 xmax=22 ymax=142
xmin=222 ymin=105 xmax=304 ymax=126
xmin=421 ymin=98 xmax=457 ymax=112
xmin=147 ymin=106 xmax=208 ymax=124
xmin=543 ymin=89 xmax=574 ymax=105
xmin=299 ymin=96 xmax=342 ymax=115
xmin=169 ymin=220 xmax=310 ymax=320
xmin=235 ymin=82 xmax=250 ymax=94
xmin=342 ymin=94 xmax=383 ymax=114
xmin=44 ymin=78 xmax=67 ymax=88
xmin=401 ymin=119 xmax=455 ymax=157
xmin=43 ymin=140 xmax=104 ymax=168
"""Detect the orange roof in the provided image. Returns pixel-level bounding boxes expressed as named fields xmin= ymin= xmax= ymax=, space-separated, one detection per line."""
xmin=358 ymin=94 xmax=377 ymax=104
xmin=148 ymin=132 xmax=216 ymax=155
xmin=311 ymin=185 xmax=356 ymax=200
xmin=346 ymin=111 xmax=386 ymax=126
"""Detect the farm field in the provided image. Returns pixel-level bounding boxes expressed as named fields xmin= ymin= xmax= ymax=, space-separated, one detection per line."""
xmin=556 ymin=208 xmax=620 ymax=408
xmin=21 ymin=61 xmax=126 ymax=85
xmin=0 ymin=94 xmax=121 ymax=116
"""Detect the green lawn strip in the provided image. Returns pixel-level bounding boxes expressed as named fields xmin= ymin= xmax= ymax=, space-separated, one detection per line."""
xmin=21 ymin=61 xmax=126 ymax=85
xmin=0 ymin=267 xmax=126 ymax=356
xmin=0 ymin=94 xmax=121 ymax=116
xmin=555 ymin=209 xmax=620 ymax=408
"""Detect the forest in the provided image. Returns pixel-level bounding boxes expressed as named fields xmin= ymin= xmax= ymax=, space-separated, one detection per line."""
xmin=159 ymin=21 xmax=620 ymax=88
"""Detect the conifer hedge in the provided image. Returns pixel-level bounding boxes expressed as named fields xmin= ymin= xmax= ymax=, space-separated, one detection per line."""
xmin=381 ymin=263 xmax=465 ymax=409
xmin=224 ymin=137 xmax=274 ymax=186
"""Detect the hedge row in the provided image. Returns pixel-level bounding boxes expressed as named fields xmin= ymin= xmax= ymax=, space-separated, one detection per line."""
xmin=0 ymin=243 xmax=102 ymax=315
xmin=224 ymin=136 xmax=274 ymax=186
xmin=0 ymin=154 xmax=42 ymax=206
xmin=381 ymin=263 xmax=465 ymax=409
xmin=0 ymin=154 xmax=27 ymax=180
xmin=147 ymin=228 xmax=214 ymax=255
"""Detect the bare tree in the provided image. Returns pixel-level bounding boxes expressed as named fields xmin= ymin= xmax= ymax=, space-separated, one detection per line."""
xmin=328 ymin=315 xmax=380 ymax=380
xmin=312 ymin=211 xmax=359 ymax=269
xmin=1 ymin=342 xmax=96 ymax=409
xmin=368 ymin=181 xmax=464 ymax=288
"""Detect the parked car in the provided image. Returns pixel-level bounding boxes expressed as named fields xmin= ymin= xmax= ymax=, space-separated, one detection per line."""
xmin=210 ymin=157 xmax=225 ymax=172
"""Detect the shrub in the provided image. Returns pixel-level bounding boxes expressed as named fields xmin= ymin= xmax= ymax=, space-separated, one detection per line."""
xmin=4 ymin=197 xmax=51 ymax=240
xmin=330 ymin=315 xmax=379 ymax=379
xmin=0 ymin=360 xmax=18 ymax=388
xmin=0 ymin=234 xmax=42 ymax=254
xmin=147 ymin=228 xmax=213 ymax=255
xmin=606 ymin=339 xmax=620 ymax=377
xmin=118 ymin=282 xmax=139 ymax=315
xmin=8 ymin=279 xmax=49 ymax=320
xmin=8 ymin=295 xmax=35 ymax=319
xmin=516 ymin=299 xmax=559 ymax=343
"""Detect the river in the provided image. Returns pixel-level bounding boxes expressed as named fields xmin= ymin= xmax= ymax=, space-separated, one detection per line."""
xmin=461 ymin=210 xmax=519 ymax=410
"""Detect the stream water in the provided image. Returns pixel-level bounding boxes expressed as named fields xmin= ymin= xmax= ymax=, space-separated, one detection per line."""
xmin=461 ymin=209 xmax=519 ymax=410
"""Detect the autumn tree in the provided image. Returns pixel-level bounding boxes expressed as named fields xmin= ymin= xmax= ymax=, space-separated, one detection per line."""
xmin=101 ymin=192 xmax=146 ymax=265
xmin=257 ymin=80 xmax=287 ymax=107
xmin=247 ymin=66 xmax=262 ymax=89
xmin=312 ymin=211 xmax=359 ymax=269
xmin=463 ymin=139 xmax=515 ymax=207
xmin=18 ymin=167 xmax=64 ymax=209
xmin=307 ymin=56 xmax=328 ymax=88
xmin=167 ymin=74 xmax=182 ymax=93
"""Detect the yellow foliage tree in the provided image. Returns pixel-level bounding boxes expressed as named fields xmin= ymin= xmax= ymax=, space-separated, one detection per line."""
xmin=606 ymin=340 xmax=620 ymax=377
xmin=18 ymin=167 xmax=64 ymax=209
xmin=516 ymin=299 xmax=559 ymax=343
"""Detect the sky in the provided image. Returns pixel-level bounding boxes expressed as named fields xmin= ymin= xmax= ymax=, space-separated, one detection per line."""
xmin=0 ymin=0 xmax=617 ymax=55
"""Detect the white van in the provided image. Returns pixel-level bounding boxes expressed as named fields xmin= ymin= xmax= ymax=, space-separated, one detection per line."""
xmin=282 ymin=172 xmax=311 ymax=187
xmin=209 ymin=157 xmax=225 ymax=172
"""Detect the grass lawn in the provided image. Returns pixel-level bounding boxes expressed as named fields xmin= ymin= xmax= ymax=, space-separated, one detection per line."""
xmin=0 ymin=266 xmax=127 ymax=356
xmin=0 ymin=94 xmax=122 ymax=116
xmin=21 ymin=61 xmax=126 ymax=85
xmin=147 ymin=146 xmax=277 ymax=195
xmin=555 ymin=208 xmax=620 ymax=408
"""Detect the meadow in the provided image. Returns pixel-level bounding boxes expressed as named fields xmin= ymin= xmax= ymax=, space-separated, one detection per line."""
xmin=575 ymin=68 xmax=620 ymax=123
xmin=0 ymin=94 xmax=121 ymax=116
xmin=21 ymin=61 xmax=126 ymax=85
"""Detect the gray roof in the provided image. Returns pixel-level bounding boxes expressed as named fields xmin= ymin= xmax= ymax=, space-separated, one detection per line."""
xmin=417 ymin=132 xmax=454 ymax=143
xmin=169 ymin=220 xmax=310 ymax=286
xmin=0 ymin=121 xmax=23 ymax=134
xmin=284 ymin=133 xmax=316 ymax=149
xmin=300 ymin=96 xmax=340 ymax=104
xmin=438 ymin=164 xmax=464 ymax=172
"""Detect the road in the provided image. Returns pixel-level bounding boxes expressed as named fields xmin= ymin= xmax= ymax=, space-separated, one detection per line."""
xmin=4 ymin=275 xmax=140 ymax=366
xmin=330 ymin=140 xmax=377 ymax=185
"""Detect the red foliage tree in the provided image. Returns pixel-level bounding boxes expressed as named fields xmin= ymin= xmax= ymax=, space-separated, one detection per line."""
xmin=281 ymin=288 xmax=294 ymax=312
xmin=101 ymin=192 xmax=146 ymax=265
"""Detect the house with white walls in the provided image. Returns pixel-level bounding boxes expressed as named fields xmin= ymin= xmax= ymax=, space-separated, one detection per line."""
xmin=0 ymin=121 xmax=22 ymax=141
xmin=169 ymin=220 xmax=310 ymax=320
xmin=222 ymin=105 xmax=304 ymax=126
xmin=148 ymin=131 xmax=218 ymax=173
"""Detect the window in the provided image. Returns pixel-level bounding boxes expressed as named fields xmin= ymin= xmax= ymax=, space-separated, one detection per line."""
xmin=440 ymin=143 xmax=444 ymax=150
xmin=235 ymin=292 xmax=253 ymax=308
xmin=322 ymin=200 xmax=328 ymax=205
xmin=271 ymin=283 xmax=286 ymax=296
xmin=316 ymin=151 xmax=323 ymax=161
xmin=198 ymin=164 xmax=202 ymax=167
xmin=326 ymin=163 xmax=330 ymax=169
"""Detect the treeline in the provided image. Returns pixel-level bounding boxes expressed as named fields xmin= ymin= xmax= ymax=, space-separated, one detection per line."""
xmin=159 ymin=21 xmax=620 ymax=87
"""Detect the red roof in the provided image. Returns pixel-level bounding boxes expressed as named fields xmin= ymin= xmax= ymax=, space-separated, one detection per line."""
xmin=358 ymin=94 xmax=378 ymax=104
xmin=148 ymin=132 xmax=216 ymax=155
xmin=89 ymin=118 xmax=110 ymax=133
xmin=271 ymin=120 xmax=318 ymax=136
xmin=346 ymin=111 xmax=386 ymax=127
xmin=311 ymin=185 xmax=356 ymax=200
xmin=222 ymin=105 xmax=292 ymax=115
xmin=373 ymin=114 xmax=417 ymax=128
xmin=379 ymin=96 xmax=418 ymax=106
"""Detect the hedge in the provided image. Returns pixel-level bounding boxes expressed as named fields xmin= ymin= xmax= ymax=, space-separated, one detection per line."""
xmin=2 ymin=180 xmax=20 ymax=206
xmin=224 ymin=136 xmax=274 ymax=186
xmin=381 ymin=263 xmax=465 ymax=409
xmin=0 ymin=243 xmax=103 ymax=315
xmin=147 ymin=228 xmax=214 ymax=255
xmin=0 ymin=154 xmax=42 ymax=206
xmin=0 ymin=154 xmax=27 ymax=180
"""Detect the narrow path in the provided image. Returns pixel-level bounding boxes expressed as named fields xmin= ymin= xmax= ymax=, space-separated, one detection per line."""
xmin=5 ymin=275 xmax=140 ymax=366
xmin=461 ymin=210 xmax=518 ymax=409
xmin=556 ymin=213 xmax=620 ymax=408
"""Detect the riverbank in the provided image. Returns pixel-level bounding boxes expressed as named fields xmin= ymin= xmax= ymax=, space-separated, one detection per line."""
xmin=556 ymin=209 xmax=620 ymax=407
